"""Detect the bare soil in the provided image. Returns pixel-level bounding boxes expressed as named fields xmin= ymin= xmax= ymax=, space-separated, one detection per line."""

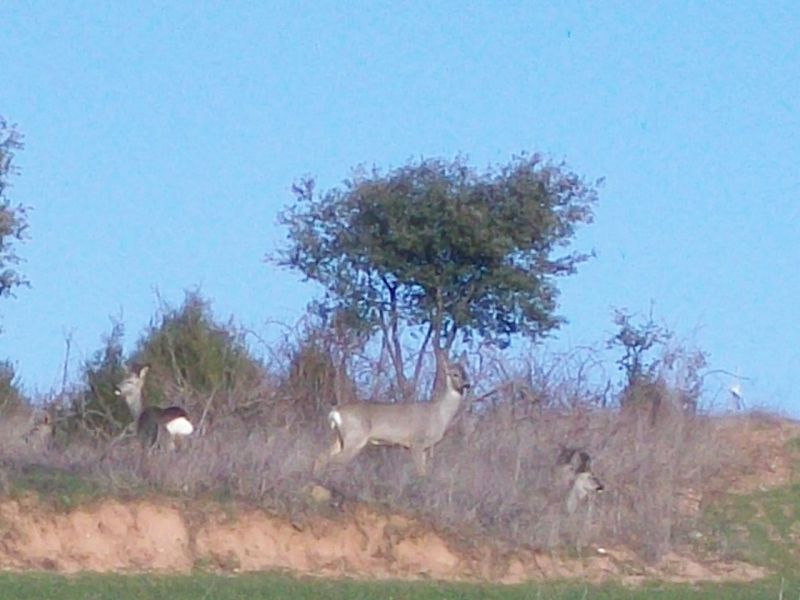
xmin=715 ymin=414 xmax=800 ymax=493
xmin=0 ymin=494 xmax=766 ymax=584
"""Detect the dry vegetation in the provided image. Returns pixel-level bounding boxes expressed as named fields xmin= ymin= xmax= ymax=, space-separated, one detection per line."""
xmin=0 ymin=299 xmax=759 ymax=568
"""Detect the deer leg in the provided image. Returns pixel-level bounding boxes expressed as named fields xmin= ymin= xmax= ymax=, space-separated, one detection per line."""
xmin=330 ymin=439 xmax=367 ymax=466
xmin=138 ymin=444 xmax=154 ymax=480
xmin=321 ymin=432 xmax=371 ymax=474
xmin=411 ymin=445 xmax=427 ymax=476
xmin=312 ymin=440 xmax=339 ymax=475
xmin=313 ymin=434 xmax=363 ymax=474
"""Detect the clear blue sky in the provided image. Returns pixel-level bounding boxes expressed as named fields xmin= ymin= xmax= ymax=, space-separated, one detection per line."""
xmin=2 ymin=2 xmax=799 ymax=412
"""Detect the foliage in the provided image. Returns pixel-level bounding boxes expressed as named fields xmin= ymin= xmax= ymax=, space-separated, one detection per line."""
xmin=68 ymin=319 xmax=129 ymax=438
xmin=276 ymin=330 xmax=338 ymax=423
xmin=607 ymin=308 xmax=707 ymax=413
xmin=0 ymin=117 xmax=30 ymax=299
xmin=269 ymin=314 xmax=364 ymax=429
xmin=277 ymin=155 xmax=599 ymax=392
xmin=133 ymin=291 xmax=263 ymax=400
xmin=608 ymin=308 xmax=672 ymax=387
xmin=0 ymin=359 xmax=26 ymax=411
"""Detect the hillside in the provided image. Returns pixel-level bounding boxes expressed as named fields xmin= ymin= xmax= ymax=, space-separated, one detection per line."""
xmin=0 ymin=413 xmax=798 ymax=585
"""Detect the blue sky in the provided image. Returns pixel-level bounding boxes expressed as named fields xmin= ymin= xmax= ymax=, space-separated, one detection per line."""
xmin=2 ymin=2 xmax=799 ymax=412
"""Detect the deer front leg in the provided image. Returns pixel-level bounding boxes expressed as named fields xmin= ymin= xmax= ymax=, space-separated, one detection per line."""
xmin=411 ymin=445 xmax=428 ymax=476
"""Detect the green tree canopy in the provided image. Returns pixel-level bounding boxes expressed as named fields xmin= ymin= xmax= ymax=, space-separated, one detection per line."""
xmin=276 ymin=155 xmax=599 ymax=393
xmin=0 ymin=117 xmax=29 ymax=298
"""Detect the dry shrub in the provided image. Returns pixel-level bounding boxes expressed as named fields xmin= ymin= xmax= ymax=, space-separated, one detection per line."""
xmin=0 ymin=341 xmax=747 ymax=564
xmin=310 ymin=406 xmax=727 ymax=560
xmin=306 ymin=349 xmax=734 ymax=561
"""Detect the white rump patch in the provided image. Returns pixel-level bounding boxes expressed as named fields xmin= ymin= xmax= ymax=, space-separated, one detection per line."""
xmin=166 ymin=416 xmax=194 ymax=436
xmin=329 ymin=409 xmax=342 ymax=429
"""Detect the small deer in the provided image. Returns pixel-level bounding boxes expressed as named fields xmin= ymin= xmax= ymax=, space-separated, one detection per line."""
xmin=313 ymin=359 xmax=470 ymax=476
xmin=115 ymin=364 xmax=194 ymax=450
xmin=23 ymin=410 xmax=54 ymax=451
xmin=556 ymin=447 xmax=604 ymax=515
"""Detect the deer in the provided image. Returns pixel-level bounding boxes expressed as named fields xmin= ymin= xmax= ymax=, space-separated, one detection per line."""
xmin=115 ymin=364 xmax=194 ymax=450
xmin=556 ymin=447 xmax=605 ymax=515
xmin=23 ymin=410 xmax=54 ymax=451
xmin=313 ymin=357 xmax=470 ymax=476
xmin=566 ymin=470 xmax=605 ymax=515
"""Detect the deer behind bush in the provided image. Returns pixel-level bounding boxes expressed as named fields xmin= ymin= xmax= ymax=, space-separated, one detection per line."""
xmin=556 ymin=448 xmax=604 ymax=514
xmin=115 ymin=364 xmax=194 ymax=450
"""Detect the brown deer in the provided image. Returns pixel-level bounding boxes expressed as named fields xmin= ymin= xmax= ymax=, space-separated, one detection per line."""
xmin=115 ymin=364 xmax=194 ymax=450
xmin=313 ymin=358 xmax=470 ymax=476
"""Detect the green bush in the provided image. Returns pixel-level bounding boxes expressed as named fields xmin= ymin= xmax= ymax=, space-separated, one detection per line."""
xmin=67 ymin=320 xmax=129 ymax=439
xmin=131 ymin=291 xmax=264 ymax=410
xmin=0 ymin=359 xmax=26 ymax=412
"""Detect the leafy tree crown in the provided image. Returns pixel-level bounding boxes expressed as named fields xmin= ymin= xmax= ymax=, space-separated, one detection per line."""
xmin=278 ymin=155 xmax=599 ymax=351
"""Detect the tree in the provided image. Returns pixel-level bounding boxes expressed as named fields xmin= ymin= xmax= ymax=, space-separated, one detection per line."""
xmin=608 ymin=308 xmax=672 ymax=392
xmin=608 ymin=308 xmax=706 ymax=417
xmin=0 ymin=117 xmax=29 ymax=298
xmin=276 ymin=155 xmax=599 ymax=396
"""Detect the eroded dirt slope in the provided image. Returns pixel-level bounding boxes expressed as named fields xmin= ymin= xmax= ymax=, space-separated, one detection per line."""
xmin=0 ymin=494 xmax=764 ymax=584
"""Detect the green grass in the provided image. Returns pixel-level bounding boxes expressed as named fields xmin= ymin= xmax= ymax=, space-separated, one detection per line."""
xmin=702 ymin=489 xmax=793 ymax=569
xmin=697 ymin=436 xmax=800 ymax=574
xmin=0 ymin=572 xmax=795 ymax=600
xmin=9 ymin=464 xmax=108 ymax=510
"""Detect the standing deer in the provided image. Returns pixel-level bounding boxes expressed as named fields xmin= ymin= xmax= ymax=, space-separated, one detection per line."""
xmin=115 ymin=364 xmax=194 ymax=450
xmin=313 ymin=359 xmax=470 ymax=476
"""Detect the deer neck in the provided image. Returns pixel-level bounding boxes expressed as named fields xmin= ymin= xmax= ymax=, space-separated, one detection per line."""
xmin=432 ymin=386 xmax=463 ymax=426
xmin=125 ymin=393 xmax=144 ymax=421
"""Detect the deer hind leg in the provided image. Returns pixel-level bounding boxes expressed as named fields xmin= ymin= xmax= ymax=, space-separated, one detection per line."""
xmin=138 ymin=443 xmax=154 ymax=479
xmin=329 ymin=433 xmax=369 ymax=466
xmin=314 ymin=429 xmax=369 ymax=475
xmin=138 ymin=416 xmax=160 ymax=450
xmin=312 ymin=439 xmax=340 ymax=475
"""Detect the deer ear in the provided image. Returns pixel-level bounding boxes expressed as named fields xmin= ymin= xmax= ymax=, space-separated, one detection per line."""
xmin=457 ymin=350 xmax=468 ymax=366
xmin=140 ymin=365 xmax=150 ymax=378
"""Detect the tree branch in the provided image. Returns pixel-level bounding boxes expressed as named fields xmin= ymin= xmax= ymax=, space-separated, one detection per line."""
xmin=411 ymin=322 xmax=434 ymax=390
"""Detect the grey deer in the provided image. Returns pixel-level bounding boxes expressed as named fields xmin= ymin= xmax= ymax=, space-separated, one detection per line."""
xmin=115 ymin=364 xmax=194 ymax=450
xmin=313 ymin=358 xmax=470 ymax=476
